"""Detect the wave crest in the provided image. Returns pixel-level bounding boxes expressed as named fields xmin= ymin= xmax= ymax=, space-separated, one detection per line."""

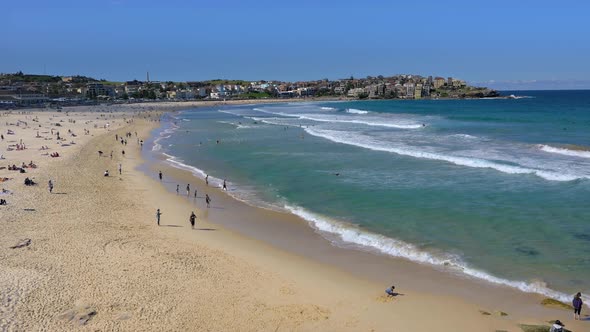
xmin=305 ymin=128 xmax=587 ymax=182
xmin=285 ymin=204 xmax=586 ymax=307
xmin=539 ymin=144 xmax=590 ymax=159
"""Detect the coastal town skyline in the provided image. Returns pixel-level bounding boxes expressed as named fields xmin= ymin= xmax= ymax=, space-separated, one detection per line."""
xmin=0 ymin=71 xmax=501 ymax=107
xmin=4 ymin=1 xmax=590 ymax=90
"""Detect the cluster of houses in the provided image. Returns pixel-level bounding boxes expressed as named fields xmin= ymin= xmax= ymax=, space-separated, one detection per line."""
xmin=0 ymin=72 xmax=496 ymax=108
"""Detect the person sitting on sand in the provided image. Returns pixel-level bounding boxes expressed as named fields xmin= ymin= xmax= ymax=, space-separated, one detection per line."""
xmin=104 ymin=170 xmax=109 ymax=177
xmin=0 ymin=198 xmax=6 ymax=205
xmin=550 ymin=320 xmax=565 ymax=332
xmin=385 ymin=285 xmax=396 ymax=297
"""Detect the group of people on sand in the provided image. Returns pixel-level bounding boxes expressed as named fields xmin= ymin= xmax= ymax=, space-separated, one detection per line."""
xmin=156 ymin=169 xmax=220 ymax=227
xmin=7 ymin=161 xmax=35 ymax=172
xmin=385 ymin=287 xmax=584 ymax=331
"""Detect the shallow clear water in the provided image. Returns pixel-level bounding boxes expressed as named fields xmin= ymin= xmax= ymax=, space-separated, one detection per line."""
xmin=154 ymin=91 xmax=590 ymax=303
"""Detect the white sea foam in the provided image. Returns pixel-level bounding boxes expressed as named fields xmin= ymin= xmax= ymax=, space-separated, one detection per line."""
xmin=539 ymin=145 xmax=590 ymax=159
xmin=245 ymin=117 xmax=282 ymax=126
xmin=152 ymin=124 xmax=178 ymax=152
xmin=320 ymin=107 xmax=336 ymax=110
xmin=217 ymin=121 xmax=256 ymax=129
xmin=253 ymin=108 xmax=423 ymax=129
xmin=346 ymin=108 xmax=369 ymax=114
xmin=451 ymin=134 xmax=479 ymax=140
xmin=164 ymin=155 xmax=209 ymax=179
xmin=285 ymin=204 xmax=589 ymax=307
xmin=161 ymin=153 xmax=284 ymax=212
xmin=305 ymin=128 xmax=587 ymax=182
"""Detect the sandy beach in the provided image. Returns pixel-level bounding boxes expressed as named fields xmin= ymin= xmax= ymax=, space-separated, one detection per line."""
xmin=1 ymin=103 xmax=586 ymax=331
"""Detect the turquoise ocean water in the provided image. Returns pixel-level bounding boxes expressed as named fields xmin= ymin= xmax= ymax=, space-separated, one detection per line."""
xmin=151 ymin=91 xmax=590 ymax=304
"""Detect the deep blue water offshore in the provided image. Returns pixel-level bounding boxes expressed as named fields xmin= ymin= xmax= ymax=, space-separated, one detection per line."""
xmin=151 ymin=90 xmax=590 ymax=304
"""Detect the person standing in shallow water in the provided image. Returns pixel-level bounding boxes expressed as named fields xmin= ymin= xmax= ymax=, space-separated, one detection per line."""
xmin=573 ymin=292 xmax=583 ymax=320
xmin=205 ymin=194 xmax=211 ymax=208
xmin=223 ymin=179 xmax=227 ymax=191
xmin=158 ymin=171 xmax=163 ymax=181
xmin=156 ymin=209 xmax=162 ymax=226
xmin=176 ymin=184 xmax=179 ymax=195
xmin=186 ymin=184 xmax=190 ymax=196
xmin=189 ymin=211 xmax=196 ymax=229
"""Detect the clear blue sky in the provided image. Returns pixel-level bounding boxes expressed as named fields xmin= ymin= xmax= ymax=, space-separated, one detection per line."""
xmin=4 ymin=0 xmax=590 ymax=88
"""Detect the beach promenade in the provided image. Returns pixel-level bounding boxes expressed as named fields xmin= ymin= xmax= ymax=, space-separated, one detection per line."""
xmin=0 ymin=103 xmax=585 ymax=331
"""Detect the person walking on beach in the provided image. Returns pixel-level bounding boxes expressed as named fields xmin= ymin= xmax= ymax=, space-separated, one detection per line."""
xmin=159 ymin=171 xmax=163 ymax=181
xmin=186 ymin=184 xmax=190 ymax=196
xmin=573 ymin=292 xmax=583 ymax=320
xmin=194 ymin=189 xmax=197 ymax=199
xmin=48 ymin=179 xmax=53 ymax=193
xmin=205 ymin=174 xmax=209 ymax=186
xmin=176 ymin=184 xmax=179 ymax=194
xmin=156 ymin=208 xmax=162 ymax=226
xmin=189 ymin=211 xmax=196 ymax=229
xmin=205 ymin=194 xmax=211 ymax=208
xmin=223 ymin=179 xmax=227 ymax=191
xmin=118 ymin=163 xmax=122 ymax=175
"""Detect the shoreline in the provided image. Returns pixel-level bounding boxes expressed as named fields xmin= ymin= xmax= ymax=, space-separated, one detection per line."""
xmin=139 ymin=107 xmax=587 ymax=327
xmin=1 ymin=105 xmax=586 ymax=331
xmin=151 ymin=105 xmax=587 ymax=307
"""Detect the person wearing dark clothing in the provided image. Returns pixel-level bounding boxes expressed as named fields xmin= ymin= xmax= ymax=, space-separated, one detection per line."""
xmin=156 ymin=209 xmax=162 ymax=226
xmin=205 ymin=194 xmax=211 ymax=208
xmin=573 ymin=292 xmax=583 ymax=320
xmin=190 ymin=212 xmax=196 ymax=229
xmin=159 ymin=171 xmax=163 ymax=181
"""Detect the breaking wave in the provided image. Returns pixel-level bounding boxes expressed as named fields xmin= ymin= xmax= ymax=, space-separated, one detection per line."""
xmin=539 ymin=145 xmax=590 ymax=159
xmin=305 ymin=128 xmax=587 ymax=182
xmin=285 ymin=205 xmax=588 ymax=307
xmin=346 ymin=108 xmax=369 ymax=114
